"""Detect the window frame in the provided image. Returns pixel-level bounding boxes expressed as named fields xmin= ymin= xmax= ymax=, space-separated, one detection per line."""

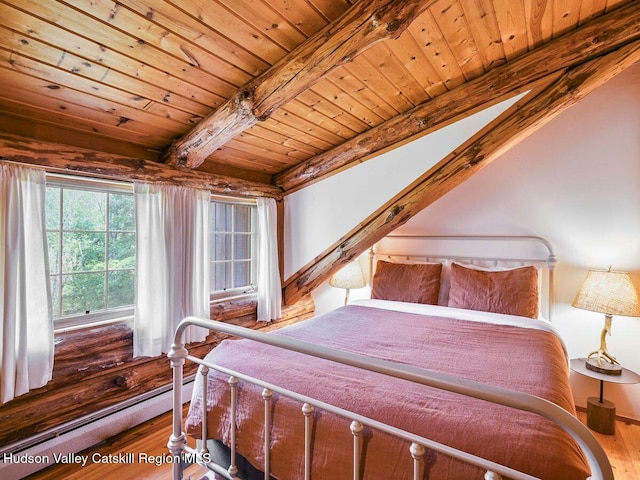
xmin=46 ymin=174 xmax=136 ymax=332
xmin=209 ymin=194 xmax=258 ymax=302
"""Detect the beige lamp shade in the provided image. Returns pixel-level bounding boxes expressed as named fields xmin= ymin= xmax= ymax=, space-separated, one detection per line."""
xmin=572 ymin=269 xmax=640 ymax=317
xmin=330 ymin=261 xmax=366 ymax=290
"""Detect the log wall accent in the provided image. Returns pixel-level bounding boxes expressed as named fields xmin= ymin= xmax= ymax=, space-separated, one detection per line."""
xmin=283 ymin=40 xmax=640 ymax=305
xmin=0 ymin=295 xmax=314 ymax=448
xmin=0 ymin=132 xmax=282 ymax=199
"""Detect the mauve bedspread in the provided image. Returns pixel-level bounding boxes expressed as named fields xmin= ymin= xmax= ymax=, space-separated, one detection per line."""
xmin=185 ymin=301 xmax=590 ymax=480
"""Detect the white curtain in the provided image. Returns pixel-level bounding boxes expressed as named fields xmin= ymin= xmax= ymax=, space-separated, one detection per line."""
xmin=256 ymin=197 xmax=282 ymax=322
xmin=133 ymin=183 xmax=210 ymax=357
xmin=0 ymin=164 xmax=54 ymax=404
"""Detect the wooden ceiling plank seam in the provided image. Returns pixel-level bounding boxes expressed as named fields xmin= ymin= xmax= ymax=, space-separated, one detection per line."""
xmin=0 ymin=95 xmax=176 ymax=147
xmin=553 ymin=0 xmax=583 ymax=38
xmin=0 ymin=114 xmax=161 ymax=160
xmin=525 ymin=0 xmax=555 ymax=48
xmin=577 ymin=0 xmax=604 ymax=24
xmin=121 ymin=0 xmax=272 ymax=77
xmin=0 ymin=2 xmax=223 ymax=116
xmin=492 ymin=0 xmax=529 ymax=60
xmin=164 ymin=0 xmax=440 ymax=168
xmin=244 ymin=123 xmax=324 ymax=157
xmin=384 ymin=28 xmax=450 ymax=99
xmin=303 ymin=74 xmax=385 ymax=131
xmin=458 ymin=0 xmax=508 ymax=71
xmin=0 ymin=29 xmax=209 ymax=125
xmin=231 ymin=132 xmax=312 ymax=163
xmin=332 ymin=50 xmax=411 ymax=115
xmin=263 ymin=0 xmax=335 ymax=38
xmin=216 ymin=0 xmax=308 ymax=52
xmin=0 ymin=69 xmax=188 ymax=142
xmin=576 ymin=0 xmax=608 ymax=25
xmin=171 ymin=0 xmax=290 ymax=67
xmin=206 ymin=144 xmax=290 ymax=172
xmin=305 ymin=0 xmax=357 ymax=22
xmin=250 ymin=117 xmax=328 ymax=153
xmin=224 ymin=134 xmax=308 ymax=163
xmin=295 ymin=88 xmax=372 ymax=135
xmin=268 ymin=108 xmax=346 ymax=149
xmin=0 ymin=56 xmax=195 ymax=137
xmin=430 ymin=0 xmax=486 ymax=81
xmin=0 ymin=133 xmax=282 ymax=198
xmin=6 ymin=0 xmax=239 ymax=99
xmin=319 ymin=68 xmax=398 ymax=124
xmin=282 ymin=39 xmax=640 ymax=304
xmin=59 ymin=0 xmax=254 ymax=88
xmin=361 ymin=43 xmax=430 ymax=108
xmin=406 ymin=8 xmax=466 ymax=90
xmin=273 ymin=0 xmax=640 ymax=192
xmin=282 ymin=97 xmax=362 ymax=140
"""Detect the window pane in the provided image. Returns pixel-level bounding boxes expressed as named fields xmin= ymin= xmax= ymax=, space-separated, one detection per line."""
xmin=213 ymin=233 xmax=231 ymax=261
xmin=234 ymin=205 xmax=251 ymax=232
xmin=62 ymin=232 xmax=106 ymax=272
xmin=234 ymin=261 xmax=250 ymax=288
xmin=212 ymin=203 xmax=232 ymax=231
xmin=63 ymin=189 xmax=107 ymax=231
xmin=213 ymin=262 xmax=231 ymax=291
xmin=109 ymin=232 xmax=136 ymax=269
xmin=108 ymin=270 xmax=135 ymax=309
xmin=61 ymin=272 xmax=105 ymax=316
xmin=47 ymin=232 xmax=60 ymax=274
xmin=234 ymin=234 xmax=250 ymax=259
xmin=209 ymin=200 xmax=257 ymax=297
xmin=109 ymin=193 xmax=135 ymax=231
xmin=45 ymin=187 xmax=60 ymax=230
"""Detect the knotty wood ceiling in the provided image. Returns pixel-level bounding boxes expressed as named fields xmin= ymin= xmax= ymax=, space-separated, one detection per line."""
xmin=0 ymin=0 xmax=635 ymax=190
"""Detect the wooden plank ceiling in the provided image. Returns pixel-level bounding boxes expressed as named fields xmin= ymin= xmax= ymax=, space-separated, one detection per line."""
xmin=0 ymin=0 xmax=636 ymax=192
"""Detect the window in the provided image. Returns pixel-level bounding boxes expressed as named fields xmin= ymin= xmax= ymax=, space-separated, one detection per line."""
xmin=210 ymin=199 xmax=257 ymax=298
xmin=46 ymin=176 xmax=135 ymax=328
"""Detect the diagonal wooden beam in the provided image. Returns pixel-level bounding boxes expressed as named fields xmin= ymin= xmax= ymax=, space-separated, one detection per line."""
xmin=162 ymin=0 xmax=437 ymax=168
xmin=274 ymin=1 xmax=640 ymax=193
xmin=282 ymin=39 xmax=640 ymax=305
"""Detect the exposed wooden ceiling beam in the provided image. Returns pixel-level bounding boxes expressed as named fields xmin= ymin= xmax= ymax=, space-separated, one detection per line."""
xmin=274 ymin=1 xmax=640 ymax=193
xmin=162 ymin=0 xmax=437 ymax=169
xmin=282 ymin=40 xmax=640 ymax=305
xmin=0 ymin=132 xmax=281 ymax=199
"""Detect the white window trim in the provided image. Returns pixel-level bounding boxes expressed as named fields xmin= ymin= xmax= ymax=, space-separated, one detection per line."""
xmin=209 ymin=195 xmax=258 ymax=299
xmin=46 ymin=174 xmax=136 ymax=331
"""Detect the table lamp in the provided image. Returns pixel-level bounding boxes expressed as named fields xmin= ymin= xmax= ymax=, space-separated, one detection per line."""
xmin=572 ymin=268 xmax=640 ymax=375
xmin=330 ymin=260 xmax=366 ymax=305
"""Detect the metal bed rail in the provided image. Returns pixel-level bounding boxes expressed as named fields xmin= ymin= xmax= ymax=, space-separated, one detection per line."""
xmin=168 ymin=316 xmax=613 ymax=480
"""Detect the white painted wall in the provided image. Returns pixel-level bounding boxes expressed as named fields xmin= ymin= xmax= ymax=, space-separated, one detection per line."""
xmin=285 ymin=61 xmax=640 ymax=420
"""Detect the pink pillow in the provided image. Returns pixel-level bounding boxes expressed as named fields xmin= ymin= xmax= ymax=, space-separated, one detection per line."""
xmin=447 ymin=263 xmax=539 ymax=318
xmin=371 ymin=261 xmax=442 ymax=305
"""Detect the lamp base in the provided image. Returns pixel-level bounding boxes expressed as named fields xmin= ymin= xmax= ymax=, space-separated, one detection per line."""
xmin=585 ymin=357 xmax=622 ymax=376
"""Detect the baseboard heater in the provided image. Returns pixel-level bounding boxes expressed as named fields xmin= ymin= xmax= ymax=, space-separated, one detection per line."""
xmin=0 ymin=375 xmax=195 ymax=456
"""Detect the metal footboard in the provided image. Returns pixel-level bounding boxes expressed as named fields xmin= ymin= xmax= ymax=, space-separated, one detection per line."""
xmin=168 ymin=316 xmax=613 ymax=480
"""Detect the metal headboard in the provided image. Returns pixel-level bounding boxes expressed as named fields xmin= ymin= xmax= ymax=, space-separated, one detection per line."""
xmin=369 ymin=235 xmax=557 ymax=322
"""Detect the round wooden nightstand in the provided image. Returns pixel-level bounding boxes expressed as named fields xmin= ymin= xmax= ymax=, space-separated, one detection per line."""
xmin=570 ymin=358 xmax=640 ymax=435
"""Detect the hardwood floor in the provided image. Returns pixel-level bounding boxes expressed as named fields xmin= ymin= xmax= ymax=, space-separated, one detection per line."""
xmin=576 ymin=411 xmax=640 ymax=480
xmin=25 ymin=409 xmax=640 ymax=479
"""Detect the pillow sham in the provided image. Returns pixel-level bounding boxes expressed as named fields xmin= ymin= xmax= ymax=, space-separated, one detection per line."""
xmin=447 ymin=262 xmax=539 ymax=318
xmin=371 ymin=260 xmax=442 ymax=305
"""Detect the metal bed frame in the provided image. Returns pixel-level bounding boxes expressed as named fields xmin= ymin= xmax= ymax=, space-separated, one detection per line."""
xmin=167 ymin=235 xmax=612 ymax=480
